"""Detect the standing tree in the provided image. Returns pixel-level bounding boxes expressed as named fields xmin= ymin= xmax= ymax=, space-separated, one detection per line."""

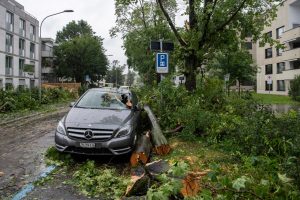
xmin=111 ymin=0 xmax=178 ymax=85
xmin=105 ymin=60 xmax=125 ymax=87
xmin=54 ymin=20 xmax=108 ymax=83
xmin=126 ymin=70 xmax=136 ymax=86
xmin=156 ymin=0 xmax=284 ymax=91
xmin=208 ymin=45 xmax=256 ymax=94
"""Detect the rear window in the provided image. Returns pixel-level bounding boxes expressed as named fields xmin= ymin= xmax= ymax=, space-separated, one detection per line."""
xmin=76 ymin=90 xmax=128 ymax=109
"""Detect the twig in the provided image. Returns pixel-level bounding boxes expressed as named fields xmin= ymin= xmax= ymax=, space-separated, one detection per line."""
xmin=203 ymin=183 xmax=264 ymax=200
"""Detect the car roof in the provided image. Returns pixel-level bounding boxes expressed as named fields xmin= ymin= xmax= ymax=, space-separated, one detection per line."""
xmin=89 ymin=88 xmax=118 ymax=93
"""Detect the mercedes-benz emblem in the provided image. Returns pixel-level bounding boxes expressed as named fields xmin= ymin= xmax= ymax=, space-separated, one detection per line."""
xmin=84 ymin=129 xmax=93 ymax=140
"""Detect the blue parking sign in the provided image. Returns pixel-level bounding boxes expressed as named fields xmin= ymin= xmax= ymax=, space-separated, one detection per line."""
xmin=156 ymin=53 xmax=169 ymax=73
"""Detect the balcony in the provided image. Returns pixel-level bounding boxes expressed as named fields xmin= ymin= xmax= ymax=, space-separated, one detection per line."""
xmin=5 ymin=68 xmax=13 ymax=76
xmin=24 ymin=72 xmax=34 ymax=78
xmin=41 ymin=50 xmax=53 ymax=57
xmin=281 ymin=27 xmax=300 ymax=43
xmin=282 ymin=48 xmax=300 ymax=61
xmin=282 ymin=68 xmax=300 ymax=80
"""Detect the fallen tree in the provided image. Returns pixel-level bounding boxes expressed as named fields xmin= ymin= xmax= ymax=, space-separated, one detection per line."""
xmin=143 ymin=105 xmax=171 ymax=155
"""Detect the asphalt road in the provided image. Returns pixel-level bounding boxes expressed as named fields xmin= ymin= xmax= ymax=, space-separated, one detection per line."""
xmin=0 ymin=109 xmax=68 ymax=199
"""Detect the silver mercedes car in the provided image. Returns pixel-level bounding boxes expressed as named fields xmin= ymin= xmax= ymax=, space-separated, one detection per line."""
xmin=55 ymin=88 xmax=141 ymax=155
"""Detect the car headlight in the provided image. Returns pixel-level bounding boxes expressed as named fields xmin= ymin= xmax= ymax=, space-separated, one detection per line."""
xmin=115 ymin=124 xmax=132 ymax=138
xmin=56 ymin=121 xmax=66 ymax=135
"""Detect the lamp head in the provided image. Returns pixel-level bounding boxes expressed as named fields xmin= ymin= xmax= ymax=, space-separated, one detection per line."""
xmin=63 ymin=10 xmax=74 ymax=12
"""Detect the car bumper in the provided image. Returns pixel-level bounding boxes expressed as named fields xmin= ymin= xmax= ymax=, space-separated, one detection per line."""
xmin=55 ymin=131 xmax=134 ymax=155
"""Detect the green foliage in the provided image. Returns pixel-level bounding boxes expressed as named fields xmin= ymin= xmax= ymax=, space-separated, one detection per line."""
xmin=45 ymin=146 xmax=74 ymax=167
xmin=126 ymin=70 xmax=136 ymax=86
xmin=0 ymin=88 xmax=75 ymax=112
xmin=54 ymin=20 xmax=108 ymax=83
xmin=23 ymin=64 xmax=35 ymax=72
xmin=207 ymin=47 xmax=256 ymax=88
xmin=289 ymin=75 xmax=300 ymax=101
xmin=111 ymin=0 xmax=177 ymax=86
xmin=105 ymin=60 xmax=125 ymax=87
xmin=71 ymin=160 xmax=129 ymax=199
xmin=56 ymin=20 xmax=94 ymax=43
xmin=137 ymin=76 xmax=300 ymax=197
xmin=147 ymin=161 xmax=189 ymax=199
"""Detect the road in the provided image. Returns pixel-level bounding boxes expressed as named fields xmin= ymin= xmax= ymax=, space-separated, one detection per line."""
xmin=0 ymin=109 xmax=67 ymax=199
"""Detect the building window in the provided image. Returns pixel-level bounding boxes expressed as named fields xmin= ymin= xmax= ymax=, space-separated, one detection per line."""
xmin=265 ymin=48 xmax=272 ymax=58
xmin=244 ymin=42 xmax=252 ymax=50
xmin=266 ymin=31 xmax=272 ymax=38
xmin=276 ymin=26 xmax=284 ymax=39
xmin=19 ymin=59 xmax=25 ymax=76
xmin=292 ymin=42 xmax=300 ymax=49
xmin=5 ymin=56 xmax=13 ymax=76
xmin=265 ymin=81 xmax=273 ymax=91
xmin=18 ymin=79 xmax=26 ymax=90
xmin=265 ymin=64 xmax=273 ymax=74
xmin=277 ymin=80 xmax=285 ymax=91
xmin=5 ymin=78 xmax=13 ymax=90
xmin=19 ymin=39 xmax=25 ymax=56
xmin=30 ymin=43 xmax=35 ymax=59
xmin=6 ymin=11 xmax=13 ymax=32
xmin=290 ymin=60 xmax=300 ymax=70
xmin=19 ymin=18 xmax=25 ymax=37
xmin=277 ymin=62 xmax=285 ymax=74
xmin=30 ymin=24 xmax=36 ymax=41
xmin=276 ymin=47 xmax=283 ymax=56
xmin=5 ymin=33 xmax=13 ymax=53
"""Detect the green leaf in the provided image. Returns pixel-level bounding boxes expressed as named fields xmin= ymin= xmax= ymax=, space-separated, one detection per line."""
xmin=278 ymin=173 xmax=293 ymax=183
xmin=232 ymin=176 xmax=248 ymax=191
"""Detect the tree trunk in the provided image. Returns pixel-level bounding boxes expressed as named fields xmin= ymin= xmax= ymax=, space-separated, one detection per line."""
xmin=238 ymin=79 xmax=241 ymax=96
xmin=185 ymin=53 xmax=197 ymax=92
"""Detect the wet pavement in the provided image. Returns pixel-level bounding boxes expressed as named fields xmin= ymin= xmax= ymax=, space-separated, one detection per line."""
xmin=0 ymin=107 xmax=132 ymax=200
xmin=0 ymin=109 xmax=68 ymax=199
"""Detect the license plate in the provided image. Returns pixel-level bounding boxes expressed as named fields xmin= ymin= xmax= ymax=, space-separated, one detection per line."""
xmin=80 ymin=143 xmax=95 ymax=148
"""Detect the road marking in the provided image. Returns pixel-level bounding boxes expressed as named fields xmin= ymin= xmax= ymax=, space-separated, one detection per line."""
xmin=12 ymin=165 xmax=56 ymax=200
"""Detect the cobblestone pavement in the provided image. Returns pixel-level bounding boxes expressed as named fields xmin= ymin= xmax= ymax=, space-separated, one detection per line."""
xmin=0 ymin=109 xmax=68 ymax=199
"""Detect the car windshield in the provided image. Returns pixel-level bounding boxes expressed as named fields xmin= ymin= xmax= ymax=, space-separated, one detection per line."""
xmin=76 ymin=90 xmax=128 ymax=109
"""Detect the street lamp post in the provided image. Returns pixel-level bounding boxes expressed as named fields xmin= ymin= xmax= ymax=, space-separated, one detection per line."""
xmin=38 ymin=10 xmax=74 ymax=102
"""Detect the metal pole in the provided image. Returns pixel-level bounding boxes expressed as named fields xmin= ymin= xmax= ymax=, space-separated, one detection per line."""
xmin=38 ymin=10 xmax=74 ymax=102
xmin=116 ymin=68 xmax=118 ymax=87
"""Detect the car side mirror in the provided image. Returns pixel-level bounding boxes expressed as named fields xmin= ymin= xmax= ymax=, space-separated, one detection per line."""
xmin=69 ymin=102 xmax=75 ymax=107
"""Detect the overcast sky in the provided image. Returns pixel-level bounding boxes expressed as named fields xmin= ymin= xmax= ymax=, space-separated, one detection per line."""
xmin=16 ymin=0 xmax=186 ymax=71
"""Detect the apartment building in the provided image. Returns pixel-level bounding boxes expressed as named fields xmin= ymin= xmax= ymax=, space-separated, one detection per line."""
xmin=256 ymin=0 xmax=300 ymax=95
xmin=41 ymin=38 xmax=57 ymax=83
xmin=0 ymin=0 xmax=39 ymax=89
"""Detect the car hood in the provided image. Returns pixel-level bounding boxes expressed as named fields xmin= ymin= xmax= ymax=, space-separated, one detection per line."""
xmin=64 ymin=107 xmax=133 ymax=129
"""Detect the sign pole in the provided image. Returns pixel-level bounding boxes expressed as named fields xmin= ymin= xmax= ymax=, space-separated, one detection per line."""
xmin=159 ymin=38 xmax=163 ymax=110
xmin=159 ymin=39 xmax=163 ymax=82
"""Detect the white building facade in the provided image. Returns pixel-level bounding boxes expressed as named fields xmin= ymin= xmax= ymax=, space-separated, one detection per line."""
xmin=256 ymin=0 xmax=300 ymax=95
xmin=0 ymin=0 xmax=39 ymax=89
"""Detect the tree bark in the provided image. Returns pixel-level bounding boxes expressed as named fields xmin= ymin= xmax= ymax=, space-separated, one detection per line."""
xmin=185 ymin=53 xmax=197 ymax=91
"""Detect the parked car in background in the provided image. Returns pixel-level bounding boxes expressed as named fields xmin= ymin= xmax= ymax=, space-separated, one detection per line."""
xmin=118 ymin=85 xmax=130 ymax=93
xmin=55 ymin=88 xmax=141 ymax=155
